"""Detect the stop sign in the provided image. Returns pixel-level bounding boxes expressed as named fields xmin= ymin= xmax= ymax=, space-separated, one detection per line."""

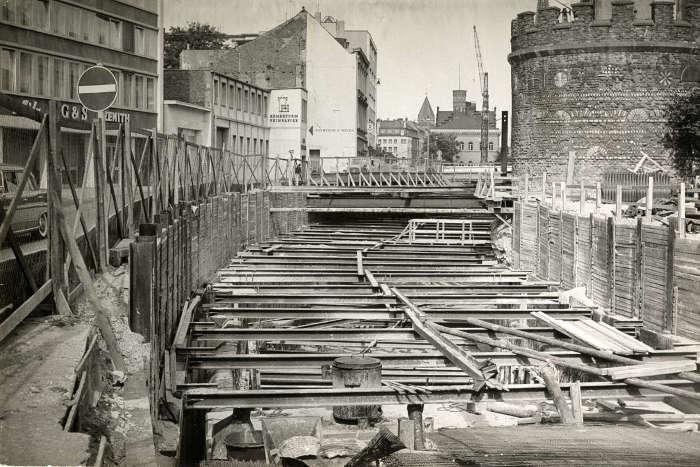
xmin=77 ymin=66 xmax=118 ymax=112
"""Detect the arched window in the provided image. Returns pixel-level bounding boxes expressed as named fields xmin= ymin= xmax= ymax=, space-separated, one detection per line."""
xmin=489 ymin=142 xmax=494 ymax=150
xmin=468 ymin=142 xmax=473 ymax=151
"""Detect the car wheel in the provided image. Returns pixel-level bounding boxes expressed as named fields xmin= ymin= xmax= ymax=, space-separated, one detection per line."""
xmin=38 ymin=212 xmax=48 ymax=238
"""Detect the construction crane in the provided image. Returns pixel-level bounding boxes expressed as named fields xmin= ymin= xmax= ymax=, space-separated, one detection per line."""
xmin=473 ymin=25 xmax=489 ymax=164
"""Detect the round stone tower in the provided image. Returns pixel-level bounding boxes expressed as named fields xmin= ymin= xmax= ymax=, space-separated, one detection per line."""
xmin=509 ymin=0 xmax=700 ymax=182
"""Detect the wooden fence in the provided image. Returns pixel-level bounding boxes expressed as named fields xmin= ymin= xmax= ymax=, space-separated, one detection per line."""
xmin=129 ymin=189 xmax=308 ymax=440
xmin=512 ymin=200 xmax=700 ymax=341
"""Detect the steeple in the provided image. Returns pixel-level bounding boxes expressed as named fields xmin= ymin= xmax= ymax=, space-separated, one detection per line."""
xmin=417 ymin=96 xmax=435 ymax=125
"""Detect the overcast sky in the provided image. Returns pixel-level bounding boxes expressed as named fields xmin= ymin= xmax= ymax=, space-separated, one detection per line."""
xmin=163 ymin=0 xmax=532 ymax=121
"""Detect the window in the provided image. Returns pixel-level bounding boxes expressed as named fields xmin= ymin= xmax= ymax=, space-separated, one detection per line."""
xmin=146 ymin=77 xmax=155 ymax=110
xmin=19 ymin=52 xmax=32 ymax=93
xmin=254 ymin=138 xmax=258 ymax=154
xmin=239 ymin=136 xmax=244 ymax=153
xmin=134 ymin=75 xmax=144 ymax=108
xmin=489 ymin=141 xmax=494 ymax=151
xmin=301 ymin=99 xmax=307 ymax=122
xmin=263 ymin=95 xmax=268 ymax=116
xmin=0 ymin=0 xmax=15 ymax=23
xmin=220 ymin=80 xmax=226 ymax=107
xmin=80 ymin=9 xmax=92 ymax=41
xmin=468 ymin=142 xmax=474 ymax=151
xmin=134 ymin=27 xmax=145 ymax=55
xmin=35 ymin=55 xmax=48 ymax=96
xmin=68 ymin=62 xmax=82 ymax=99
xmin=145 ymin=29 xmax=157 ymax=57
xmin=0 ymin=49 xmax=15 ymax=91
xmin=246 ymin=137 xmax=250 ymax=154
xmin=213 ymin=78 xmax=218 ymax=105
xmin=122 ymin=72 xmax=132 ymax=107
xmin=52 ymin=57 xmax=66 ymax=98
xmin=243 ymin=89 xmax=248 ymax=112
xmin=16 ymin=0 xmax=48 ymax=30
xmin=109 ymin=18 xmax=121 ymax=48
xmin=96 ymin=15 xmax=108 ymax=45
xmin=236 ymin=86 xmax=242 ymax=110
xmin=228 ymin=84 xmax=234 ymax=108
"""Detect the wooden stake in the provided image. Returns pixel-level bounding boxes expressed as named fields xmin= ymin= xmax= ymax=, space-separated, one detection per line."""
xmin=679 ymin=182 xmax=686 ymax=238
xmin=615 ymin=185 xmax=622 ymax=222
xmin=570 ymin=381 xmax=584 ymax=424
xmin=579 ymin=180 xmax=585 ymax=215
xmin=646 ymin=176 xmax=654 ymax=223
xmin=560 ymin=182 xmax=567 ymax=212
xmin=595 ymin=182 xmax=601 ymax=209
xmin=47 ymin=100 xmax=67 ymax=305
xmin=539 ymin=364 xmax=576 ymax=424
xmin=541 ymin=172 xmax=547 ymax=201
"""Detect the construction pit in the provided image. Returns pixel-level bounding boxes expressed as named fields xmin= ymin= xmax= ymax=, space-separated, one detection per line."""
xmin=171 ymin=208 xmax=700 ymax=467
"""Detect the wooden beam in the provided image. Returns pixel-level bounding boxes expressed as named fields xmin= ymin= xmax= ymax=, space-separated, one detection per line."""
xmin=391 ymin=287 xmax=501 ymax=390
xmin=0 ymin=280 xmax=53 ymax=342
xmin=356 ymin=250 xmax=364 ymax=277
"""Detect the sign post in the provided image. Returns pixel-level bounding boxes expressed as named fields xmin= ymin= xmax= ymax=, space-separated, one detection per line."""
xmin=78 ymin=65 xmax=118 ymax=270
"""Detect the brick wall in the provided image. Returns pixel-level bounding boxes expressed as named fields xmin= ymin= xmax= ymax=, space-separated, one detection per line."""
xmin=180 ymin=12 xmax=308 ymax=90
xmin=163 ymin=70 xmax=210 ymax=107
xmin=509 ymin=1 xmax=700 ymax=182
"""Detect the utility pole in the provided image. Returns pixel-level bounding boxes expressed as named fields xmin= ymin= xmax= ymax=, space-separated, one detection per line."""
xmin=473 ymin=26 xmax=489 ymax=165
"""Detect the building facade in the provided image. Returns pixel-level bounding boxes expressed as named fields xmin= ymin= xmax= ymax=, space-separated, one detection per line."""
xmin=319 ymin=14 xmax=378 ymax=151
xmin=377 ymin=119 xmax=421 ymax=162
xmin=163 ymin=69 xmax=270 ymax=154
xmin=432 ymin=90 xmax=500 ymax=164
xmin=509 ymin=0 xmax=700 ymax=182
xmin=0 ymin=0 xmax=159 ymax=183
xmin=268 ymin=87 xmax=308 ymax=163
xmin=180 ymin=9 xmax=370 ymax=170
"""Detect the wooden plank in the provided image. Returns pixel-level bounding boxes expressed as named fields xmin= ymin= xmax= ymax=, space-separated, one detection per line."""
xmin=356 ymin=250 xmax=364 ymax=277
xmin=0 ymin=280 xmax=53 ymax=342
xmin=606 ymin=361 xmax=697 ymax=381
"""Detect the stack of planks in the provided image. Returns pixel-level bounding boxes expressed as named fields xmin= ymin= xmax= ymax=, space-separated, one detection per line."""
xmin=532 ymin=312 xmax=654 ymax=355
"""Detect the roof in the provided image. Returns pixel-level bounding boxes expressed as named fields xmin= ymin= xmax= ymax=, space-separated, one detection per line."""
xmin=435 ymin=109 xmax=498 ymax=130
xmin=417 ymin=97 xmax=434 ymax=121
xmin=0 ymin=115 xmax=41 ymax=131
xmin=163 ymin=100 xmax=211 ymax=113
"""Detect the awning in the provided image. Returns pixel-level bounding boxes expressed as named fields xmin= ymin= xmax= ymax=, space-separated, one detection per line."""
xmin=0 ymin=114 xmax=41 ymax=131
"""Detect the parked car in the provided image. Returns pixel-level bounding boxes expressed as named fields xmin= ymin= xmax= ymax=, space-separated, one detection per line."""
xmin=0 ymin=164 xmax=48 ymax=238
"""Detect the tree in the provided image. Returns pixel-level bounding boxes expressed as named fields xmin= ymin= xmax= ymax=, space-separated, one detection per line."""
xmin=428 ymin=134 xmax=460 ymax=163
xmin=663 ymin=88 xmax=700 ymax=178
xmin=164 ymin=22 xmax=229 ymax=69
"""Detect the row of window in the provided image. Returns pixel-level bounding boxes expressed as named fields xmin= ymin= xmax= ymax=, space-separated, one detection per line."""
xmin=379 ymin=137 xmax=408 ymax=144
xmin=0 ymin=47 xmax=156 ymax=111
xmin=460 ymin=142 xmax=495 ymax=151
xmin=213 ymin=76 xmax=268 ymax=116
xmin=0 ymin=0 xmax=157 ymax=58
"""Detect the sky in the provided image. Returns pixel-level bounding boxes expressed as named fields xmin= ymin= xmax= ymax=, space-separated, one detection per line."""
xmin=163 ymin=0 xmax=533 ymax=121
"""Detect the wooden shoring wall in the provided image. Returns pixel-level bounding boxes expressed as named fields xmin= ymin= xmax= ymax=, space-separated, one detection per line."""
xmin=673 ymin=239 xmax=700 ymax=340
xmin=512 ymin=201 xmax=700 ymax=340
xmin=129 ymin=188 xmax=283 ymax=437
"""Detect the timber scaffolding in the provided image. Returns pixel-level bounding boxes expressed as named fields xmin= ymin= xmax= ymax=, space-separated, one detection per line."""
xmin=157 ymin=210 xmax=700 ymax=465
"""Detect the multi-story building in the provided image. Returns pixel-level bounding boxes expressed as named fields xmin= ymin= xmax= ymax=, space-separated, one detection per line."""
xmin=163 ymin=69 xmax=270 ymax=154
xmin=432 ymin=89 xmax=500 ymax=165
xmin=0 ymin=0 xmax=159 ymax=182
xmin=179 ymin=8 xmax=375 ymax=171
xmin=377 ymin=118 xmax=421 ymax=162
xmin=318 ymin=14 xmax=378 ymax=152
